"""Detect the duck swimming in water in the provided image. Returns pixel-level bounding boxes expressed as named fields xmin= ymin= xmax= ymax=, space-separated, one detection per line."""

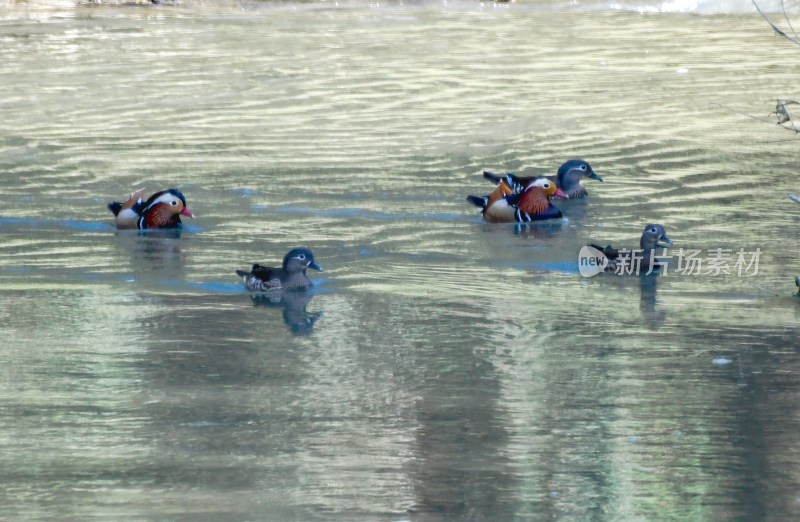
xmin=589 ymin=224 xmax=673 ymax=274
xmin=484 ymin=159 xmax=602 ymax=200
xmin=108 ymin=188 xmax=194 ymax=230
xmin=236 ymin=248 xmax=323 ymax=292
xmin=467 ymin=177 xmax=567 ymax=223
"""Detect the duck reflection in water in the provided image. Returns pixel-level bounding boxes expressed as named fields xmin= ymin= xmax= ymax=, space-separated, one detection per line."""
xmin=639 ymin=274 xmax=666 ymax=327
xmin=513 ymin=220 xmax=563 ymax=239
xmin=249 ymin=291 xmax=323 ymax=335
xmin=236 ymin=248 xmax=324 ymax=335
xmin=114 ymin=228 xmax=188 ymax=280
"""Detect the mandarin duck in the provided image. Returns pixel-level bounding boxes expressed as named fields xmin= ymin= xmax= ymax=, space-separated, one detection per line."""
xmin=236 ymin=248 xmax=323 ymax=292
xmin=484 ymin=159 xmax=602 ymax=199
xmin=589 ymin=224 xmax=673 ymax=274
xmin=108 ymin=188 xmax=194 ymax=230
xmin=467 ymin=177 xmax=567 ymax=223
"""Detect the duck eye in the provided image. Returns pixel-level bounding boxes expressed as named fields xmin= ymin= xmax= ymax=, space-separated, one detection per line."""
xmin=649 ymin=227 xmax=658 ymax=233
xmin=170 ymin=200 xmax=178 ymax=206
xmin=297 ymin=254 xmax=306 ymax=261
xmin=543 ymin=182 xmax=551 ymax=188
xmin=580 ymin=164 xmax=587 ymax=170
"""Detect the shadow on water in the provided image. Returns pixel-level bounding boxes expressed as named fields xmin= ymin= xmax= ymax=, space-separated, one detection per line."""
xmin=333 ymin=298 xmax=521 ymax=519
xmin=124 ymin=293 xmax=315 ymax=503
xmin=408 ymin=350 xmax=516 ymax=519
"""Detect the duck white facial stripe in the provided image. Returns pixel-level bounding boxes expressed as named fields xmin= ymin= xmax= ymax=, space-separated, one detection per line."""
xmin=144 ymin=193 xmax=181 ymax=213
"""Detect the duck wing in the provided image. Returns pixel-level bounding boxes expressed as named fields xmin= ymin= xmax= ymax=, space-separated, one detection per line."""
xmin=236 ymin=264 xmax=285 ymax=291
xmin=108 ymin=188 xmax=147 ymax=216
xmin=483 ymin=171 xmax=532 ymax=191
xmin=588 ymin=243 xmax=619 ymax=260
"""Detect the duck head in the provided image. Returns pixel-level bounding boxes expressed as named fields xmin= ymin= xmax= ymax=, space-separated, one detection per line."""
xmin=556 ymin=159 xmax=602 ymax=198
xmin=529 ymin=176 xmax=569 ymax=198
xmin=283 ymin=247 xmax=323 ymax=273
xmin=515 ymin=177 xmax=568 ymax=216
xmin=140 ymin=189 xmax=194 ymax=228
xmin=145 ymin=189 xmax=194 ymax=218
xmin=640 ymin=224 xmax=673 ymax=250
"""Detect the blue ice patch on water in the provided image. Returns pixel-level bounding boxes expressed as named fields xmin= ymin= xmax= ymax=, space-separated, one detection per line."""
xmin=189 ymin=281 xmax=247 ymax=293
xmin=510 ymin=261 xmax=581 ymax=274
xmin=179 ymin=223 xmax=203 ymax=233
xmin=232 ymin=188 xmax=259 ymax=197
xmin=157 ymin=279 xmax=240 ymax=293
xmin=0 ymin=217 xmax=35 ymax=225
xmin=156 ymin=278 xmax=331 ymax=295
xmin=0 ymin=216 xmax=115 ymax=232
xmin=62 ymin=220 xmax=115 ymax=231
xmin=181 ymin=221 xmax=206 ymax=234
xmin=3 ymin=216 xmax=112 ymax=232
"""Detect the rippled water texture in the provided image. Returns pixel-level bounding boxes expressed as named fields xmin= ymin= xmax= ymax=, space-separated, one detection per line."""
xmin=2 ymin=0 xmax=800 ymax=519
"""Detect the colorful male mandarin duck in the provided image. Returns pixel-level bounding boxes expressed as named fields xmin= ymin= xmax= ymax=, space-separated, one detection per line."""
xmin=108 ymin=188 xmax=194 ymax=229
xmin=467 ymin=177 xmax=567 ymax=223
xmin=590 ymin=224 xmax=673 ymax=273
xmin=236 ymin=248 xmax=323 ymax=292
xmin=484 ymin=159 xmax=602 ymax=199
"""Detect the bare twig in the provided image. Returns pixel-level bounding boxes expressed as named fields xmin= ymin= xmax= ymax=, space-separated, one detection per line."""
xmin=712 ymin=101 xmax=773 ymax=124
xmin=780 ymin=0 xmax=800 ymax=41
xmin=752 ymin=0 xmax=800 ymax=46
xmin=748 ymin=282 xmax=783 ymax=297
xmin=711 ymin=100 xmax=800 ymax=133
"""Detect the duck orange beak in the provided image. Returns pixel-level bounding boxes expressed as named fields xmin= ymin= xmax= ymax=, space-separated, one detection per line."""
xmin=553 ymin=188 xmax=569 ymax=199
xmin=180 ymin=207 xmax=194 ymax=219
